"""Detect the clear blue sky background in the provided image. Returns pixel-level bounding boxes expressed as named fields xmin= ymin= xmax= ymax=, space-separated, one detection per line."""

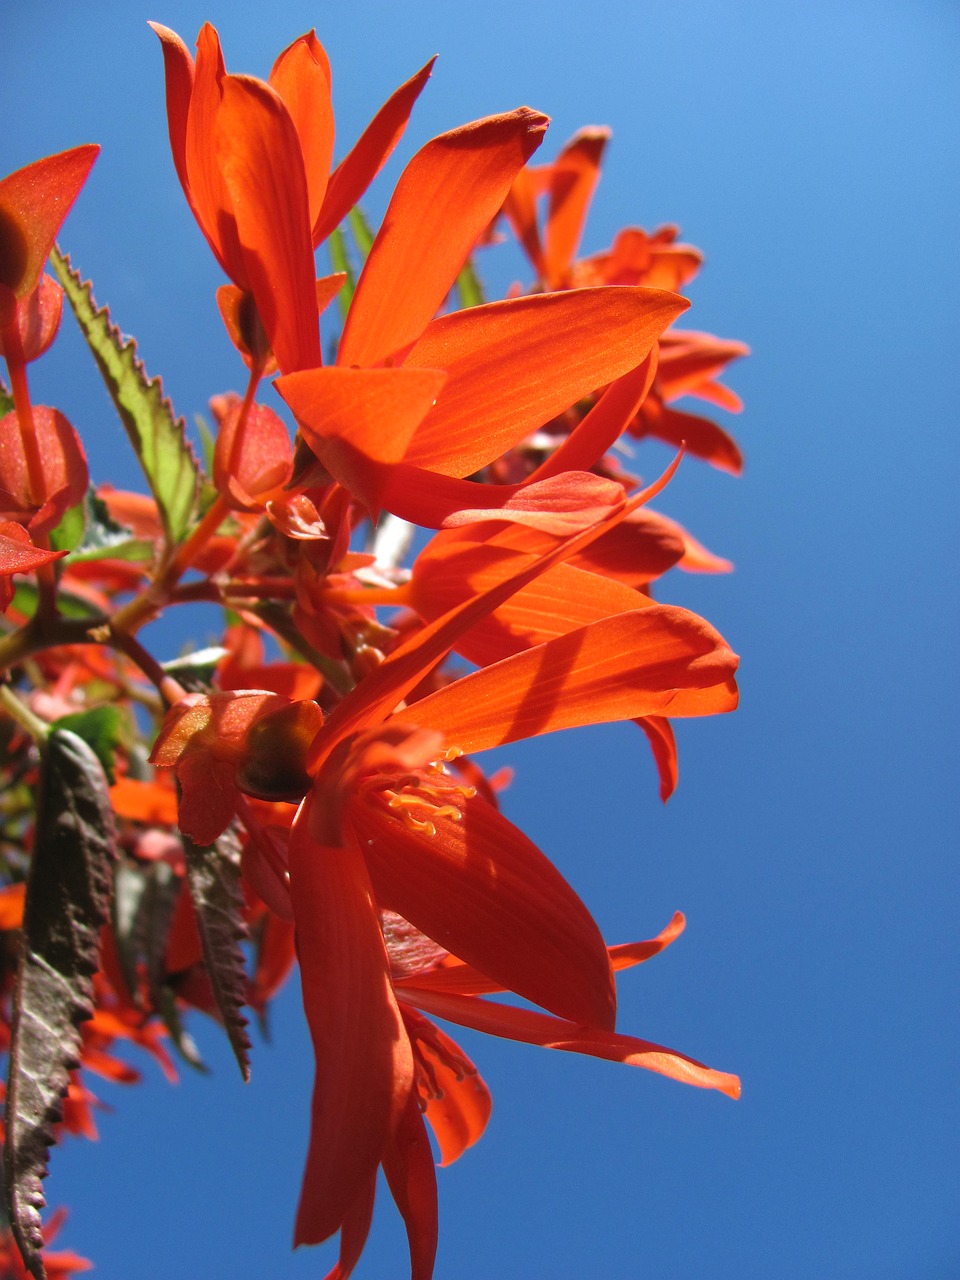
xmin=4 ymin=2 xmax=959 ymax=1277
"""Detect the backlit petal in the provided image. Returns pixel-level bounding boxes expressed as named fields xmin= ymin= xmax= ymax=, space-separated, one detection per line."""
xmin=290 ymin=798 xmax=414 ymax=1246
xmin=269 ymin=32 xmax=335 ymax=230
xmin=352 ymin=788 xmax=617 ymax=1029
xmin=339 ymin=109 xmax=548 ymax=368
xmin=382 ymin=1087 xmax=439 ymax=1280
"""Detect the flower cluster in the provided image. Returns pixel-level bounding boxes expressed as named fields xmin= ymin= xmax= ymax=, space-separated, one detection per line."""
xmin=0 ymin=22 xmax=746 ymax=1279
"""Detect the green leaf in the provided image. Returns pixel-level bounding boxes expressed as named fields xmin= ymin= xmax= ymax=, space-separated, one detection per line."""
xmin=161 ymin=646 xmax=228 ymax=693
xmin=346 ymin=205 xmax=375 ymax=260
xmin=183 ymin=827 xmax=251 ymax=1082
xmin=63 ymin=491 xmax=155 ymax=567
xmin=52 ymin=705 xmax=124 ymax=784
xmin=3 ymin=729 xmax=117 ymax=1280
xmin=0 ymin=377 xmax=14 ymax=418
xmin=48 ymin=497 xmax=86 ymax=556
xmin=455 ymin=255 xmax=486 ymax=309
xmin=49 ymin=246 xmax=204 ymax=544
xmin=7 ymin=581 xmax=100 ymax=621
xmin=328 ymin=226 xmax=356 ymax=324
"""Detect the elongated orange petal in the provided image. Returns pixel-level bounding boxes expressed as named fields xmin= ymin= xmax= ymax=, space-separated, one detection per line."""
xmin=216 ymin=75 xmax=321 ymax=373
xmin=408 ymin=605 xmax=739 ymax=753
xmin=351 ymin=789 xmax=616 ymax=1029
xmin=339 ymin=109 xmax=548 ymax=368
xmin=634 ymin=397 xmax=743 ymax=474
xmin=407 ymin=988 xmax=741 ymax=1098
xmin=406 ymin=1017 xmax=491 ymax=1164
xmin=321 ymin=1176 xmax=376 ymax=1280
xmin=313 ymin=58 xmax=437 ymax=247
xmin=608 ymin=911 xmax=686 ymax=970
xmin=269 ymin=32 xmax=335 ymax=231
xmin=381 ymin=1088 xmax=439 ymax=1280
xmin=148 ymin=24 xmax=196 ymax=205
xmin=635 ymin=715 xmax=680 ymax=801
xmin=309 ymin=463 xmax=681 ymax=768
xmin=400 ymin=287 xmax=687 ymax=475
xmin=290 ymin=798 xmax=414 ymax=1246
xmin=529 ymin=353 xmax=658 ymax=481
xmin=570 ymin=510 xmax=686 ymax=586
xmin=543 ymin=127 xmax=609 ymax=287
xmin=277 ymin=365 xmax=447 ymax=513
xmin=502 ymin=166 xmax=546 ymax=277
xmin=0 ymin=146 xmax=99 ymax=304
xmin=410 ymin=532 xmax=654 ymax=666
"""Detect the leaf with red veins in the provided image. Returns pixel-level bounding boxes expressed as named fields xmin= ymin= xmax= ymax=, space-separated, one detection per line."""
xmin=406 ymin=987 xmax=741 ymax=1098
xmin=350 ymin=784 xmax=617 ymax=1031
xmin=339 ymin=108 xmax=549 ymax=369
xmin=289 ymin=795 xmax=414 ymax=1246
xmin=398 ymin=287 xmax=687 ymax=477
xmin=268 ymin=31 xmax=335 ymax=230
xmin=312 ymin=57 xmax=437 ymax=247
xmin=406 ymin=605 xmax=739 ymax=754
xmin=216 ymin=75 xmax=321 ymax=374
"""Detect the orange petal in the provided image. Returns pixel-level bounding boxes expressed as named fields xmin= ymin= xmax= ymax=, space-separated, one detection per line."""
xmin=216 ymin=75 xmax=321 ymax=373
xmin=635 ymin=715 xmax=680 ymax=802
xmin=543 ymin=127 xmax=609 ymax=287
xmin=381 ymin=1086 xmax=439 ymax=1280
xmin=634 ymin=395 xmax=743 ymax=474
xmin=290 ymin=797 xmax=414 ymax=1246
xmin=313 ymin=58 xmax=437 ymax=247
xmin=178 ymin=753 xmax=239 ymax=845
xmin=338 ymin=108 xmax=549 ymax=368
xmin=608 ymin=911 xmax=686 ymax=970
xmin=570 ymin=510 xmax=687 ymax=587
xmin=405 ymin=1015 xmax=491 ymax=1165
xmin=352 ymin=788 xmax=616 ymax=1029
xmin=320 ymin=1175 xmax=376 ymax=1280
xmin=400 ymin=287 xmax=687 ymax=476
xmin=0 ymin=274 xmax=63 ymax=364
xmin=502 ymin=165 xmax=546 ymax=278
xmin=276 ymin=365 xmax=447 ymax=514
xmin=407 ymin=988 xmax=741 ymax=1098
xmin=269 ymin=32 xmax=335 ymax=231
xmin=148 ymin=23 xmax=196 ymax=207
xmin=0 ymin=522 xmax=65 ymax=577
xmin=407 ymin=605 xmax=739 ymax=754
xmin=0 ymin=406 xmax=88 ymax=530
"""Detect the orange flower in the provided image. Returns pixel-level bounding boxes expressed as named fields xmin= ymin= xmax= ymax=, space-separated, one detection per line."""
xmin=152 ymin=23 xmax=434 ymax=374
xmin=151 ymin=493 xmax=739 ymax=1266
xmin=275 ymin=117 xmax=688 ymax=522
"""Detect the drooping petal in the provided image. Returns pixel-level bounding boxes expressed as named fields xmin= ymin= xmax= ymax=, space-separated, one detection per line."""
xmin=407 ymin=988 xmax=741 ymax=1098
xmin=351 ymin=787 xmax=617 ymax=1029
xmin=502 ymin=165 xmax=546 ymax=278
xmin=407 ymin=605 xmax=739 ymax=753
xmin=309 ymin=465 xmax=681 ymax=766
xmin=290 ymin=797 xmax=414 ymax=1246
xmin=528 ymin=353 xmax=658 ymax=481
xmin=543 ymin=127 xmax=609 ymax=287
xmin=321 ymin=1176 xmax=377 ymax=1280
xmin=177 ymin=753 xmax=239 ymax=845
xmin=399 ymin=288 xmax=687 ymax=476
xmin=608 ymin=911 xmax=686 ymax=970
xmin=338 ymin=109 xmax=549 ymax=368
xmin=403 ymin=1014 xmax=491 ymax=1165
xmin=216 ymin=75 xmax=321 ymax=373
xmin=636 ymin=715 xmax=679 ymax=801
xmin=148 ymin=23 xmax=196 ymax=204
xmin=634 ymin=394 xmax=743 ymax=474
xmin=381 ymin=1086 xmax=439 ymax=1280
xmin=269 ymin=32 xmax=335 ymax=230
xmin=313 ymin=58 xmax=437 ymax=247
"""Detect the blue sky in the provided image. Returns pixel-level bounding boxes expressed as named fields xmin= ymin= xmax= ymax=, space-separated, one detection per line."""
xmin=4 ymin=1 xmax=959 ymax=1276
